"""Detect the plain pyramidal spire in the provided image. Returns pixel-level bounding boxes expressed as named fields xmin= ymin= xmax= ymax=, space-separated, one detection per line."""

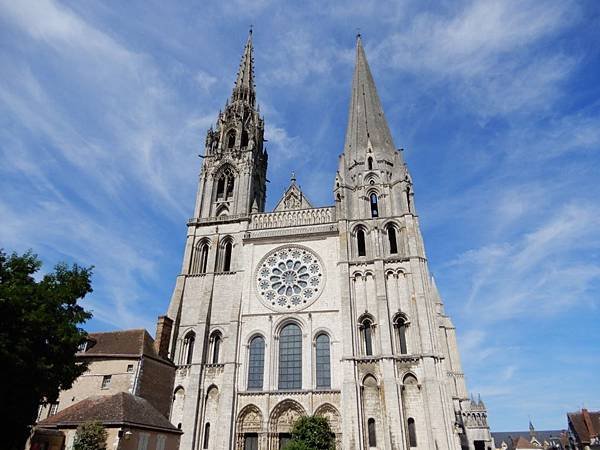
xmin=343 ymin=34 xmax=397 ymax=163
xmin=231 ymin=29 xmax=256 ymax=106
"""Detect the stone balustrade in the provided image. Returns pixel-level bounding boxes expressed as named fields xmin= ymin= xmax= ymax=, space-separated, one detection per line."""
xmin=249 ymin=207 xmax=336 ymax=230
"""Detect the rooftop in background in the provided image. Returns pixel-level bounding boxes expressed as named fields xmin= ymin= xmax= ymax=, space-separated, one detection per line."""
xmin=79 ymin=329 xmax=162 ymax=360
xmin=37 ymin=392 xmax=180 ymax=434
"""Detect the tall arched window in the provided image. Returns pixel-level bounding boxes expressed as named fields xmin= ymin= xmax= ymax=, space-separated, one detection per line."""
xmin=227 ymin=130 xmax=236 ymax=148
xmin=387 ymin=224 xmax=398 ymax=254
xmin=218 ymin=237 xmax=233 ymax=272
xmin=361 ymin=319 xmax=373 ymax=356
xmin=368 ymin=418 xmax=377 ymax=447
xmin=247 ymin=336 xmax=265 ymax=390
xmin=210 ymin=332 xmax=221 ymax=364
xmin=367 ymin=157 xmax=373 ymax=170
xmin=315 ymin=334 xmax=331 ymax=388
xmin=182 ymin=331 xmax=195 ymax=365
xmin=216 ymin=167 xmax=235 ymax=200
xmin=395 ymin=316 xmax=408 ymax=354
xmin=203 ymin=422 xmax=210 ymax=449
xmin=408 ymin=417 xmax=417 ymax=447
xmin=222 ymin=240 xmax=232 ymax=272
xmin=370 ymin=193 xmax=379 ymax=218
xmin=278 ymin=324 xmax=302 ymax=390
xmin=192 ymin=241 xmax=210 ymax=274
xmin=241 ymin=129 xmax=249 ymax=147
xmin=357 ymin=228 xmax=366 ymax=257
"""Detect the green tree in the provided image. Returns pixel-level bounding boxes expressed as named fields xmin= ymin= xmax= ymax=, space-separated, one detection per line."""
xmin=0 ymin=250 xmax=93 ymax=450
xmin=284 ymin=415 xmax=336 ymax=450
xmin=73 ymin=421 xmax=108 ymax=450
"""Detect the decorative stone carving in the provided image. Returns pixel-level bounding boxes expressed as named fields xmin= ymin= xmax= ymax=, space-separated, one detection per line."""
xmin=255 ymin=245 xmax=325 ymax=312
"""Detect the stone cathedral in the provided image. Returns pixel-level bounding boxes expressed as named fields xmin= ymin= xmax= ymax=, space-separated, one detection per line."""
xmin=159 ymin=32 xmax=493 ymax=450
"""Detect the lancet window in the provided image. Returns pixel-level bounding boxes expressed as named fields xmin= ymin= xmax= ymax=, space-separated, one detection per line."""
xmin=278 ymin=323 xmax=302 ymax=390
xmin=247 ymin=336 xmax=265 ymax=390
xmin=315 ymin=333 xmax=331 ymax=388
xmin=216 ymin=167 xmax=235 ymax=200
xmin=181 ymin=331 xmax=195 ymax=365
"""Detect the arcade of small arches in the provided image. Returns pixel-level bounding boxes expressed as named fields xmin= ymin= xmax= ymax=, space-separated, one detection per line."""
xmin=357 ymin=311 xmax=410 ymax=357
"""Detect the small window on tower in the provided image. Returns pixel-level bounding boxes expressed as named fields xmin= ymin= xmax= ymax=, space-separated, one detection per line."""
xmin=357 ymin=229 xmax=366 ymax=257
xmin=127 ymin=364 xmax=134 ymax=373
xmin=367 ymin=157 xmax=373 ymax=170
xmin=370 ymin=193 xmax=379 ymax=218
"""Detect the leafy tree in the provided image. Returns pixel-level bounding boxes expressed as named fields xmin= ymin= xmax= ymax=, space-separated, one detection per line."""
xmin=73 ymin=421 xmax=108 ymax=450
xmin=284 ymin=415 xmax=336 ymax=450
xmin=0 ymin=250 xmax=93 ymax=450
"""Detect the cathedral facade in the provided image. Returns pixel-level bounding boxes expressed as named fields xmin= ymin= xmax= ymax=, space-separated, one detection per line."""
xmin=161 ymin=32 xmax=493 ymax=450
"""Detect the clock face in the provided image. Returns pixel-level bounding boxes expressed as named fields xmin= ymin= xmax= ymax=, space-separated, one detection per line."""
xmin=255 ymin=245 xmax=325 ymax=312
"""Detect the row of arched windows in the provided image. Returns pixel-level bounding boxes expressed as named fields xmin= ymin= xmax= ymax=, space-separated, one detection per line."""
xmin=190 ymin=237 xmax=233 ymax=274
xmin=359 ymin=315 xmax=409 ymax=356
xmin=179 ymin=325 xmax=333 ymax=391
xmin=355 ymin=223 xmax=401 ymax=257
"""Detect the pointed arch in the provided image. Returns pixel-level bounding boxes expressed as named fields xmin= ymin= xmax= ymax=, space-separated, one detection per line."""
xmin=367 ymin=156 xmax=373 ymax=170
xmin=268 ymin=399 xmax=306 ymax=433
xmin=278 ymin=323 xmax=302 ymax=390
xmin=354 ymin=225 xmax=367 ymax=257
xmin=218 ymin=236 xmax=234 ymax=272
xmin=315 ymin=333 xmax=331 ymax=388
xmin=385 ymin=223 xmax=399 ymax=254
xmin=215 ymin=165 xmax=236 ymax=201
xmin=192 ymin=239 xmax=210 ymax=274
xmin=226 ymin=129 xmax=236 ymax=148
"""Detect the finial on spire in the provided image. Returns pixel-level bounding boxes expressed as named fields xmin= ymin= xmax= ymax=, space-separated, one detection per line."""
xmin=249 ymin=24 xmax=253 ymax=35
xmin=291 ymin=171 xmax=296 ymax=183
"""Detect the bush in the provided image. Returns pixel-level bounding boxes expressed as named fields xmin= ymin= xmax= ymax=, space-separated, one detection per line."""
xmin=73 ymin=421 xmax=107 ymax=450
xmin=283 ymin=415 xmax=336 ymax=450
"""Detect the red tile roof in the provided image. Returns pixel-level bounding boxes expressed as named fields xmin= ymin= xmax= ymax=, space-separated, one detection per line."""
xmin=37 ymin=392 xmax=180 ymax=433
xmin=568 ymin=409 xmax=600 ymax=444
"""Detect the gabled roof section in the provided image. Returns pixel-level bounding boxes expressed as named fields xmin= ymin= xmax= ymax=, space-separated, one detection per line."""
xmin=79 ymin=329 xmax=161 ymax=360
xmin=273 ymin=173 xmax=313 ymax=212
xmin=37 ymin=392 xmax=180 ymax=433
xmin=343 ymin=35 xmax=397 ymax=164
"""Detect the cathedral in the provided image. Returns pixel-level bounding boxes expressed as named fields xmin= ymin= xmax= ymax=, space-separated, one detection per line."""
xmin=159 ymin=31 xmax=493 ymax=450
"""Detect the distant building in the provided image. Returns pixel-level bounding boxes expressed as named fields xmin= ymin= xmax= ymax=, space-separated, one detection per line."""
xmin=30 ymin=325 xmax=178 ymax=450
xmin=492 ymin=421 xmax=567 ymax=449
xmin=567 ymin=409 xmax=600 ymax=449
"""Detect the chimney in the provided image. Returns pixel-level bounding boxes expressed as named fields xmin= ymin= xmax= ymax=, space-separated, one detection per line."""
xmin=154 ymin=315 xmax=173 ymax=360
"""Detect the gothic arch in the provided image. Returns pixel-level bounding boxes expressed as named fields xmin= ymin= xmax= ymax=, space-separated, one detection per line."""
xmin=268 ymin=399 xmax=306 ymax=433
xmin=402 ymin=372 xmax=419 ymax=386
xmin=273 ymin=316 xmax=306 ymax=336
xmin=171 ymin=386 xmax=185 ymax=430
xmin=236 ymin=404 xmax=264 ymax=434
xmin=314 ymin=403 xmax=341 ymax=433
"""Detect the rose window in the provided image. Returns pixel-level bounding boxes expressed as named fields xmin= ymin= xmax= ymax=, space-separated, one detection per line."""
xmin=255 ymin=245 xmax=325 ymax=311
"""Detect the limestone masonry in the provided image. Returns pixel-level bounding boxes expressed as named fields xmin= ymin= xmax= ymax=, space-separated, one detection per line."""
xmin=162 ymin=31 xmax=493 ymax=450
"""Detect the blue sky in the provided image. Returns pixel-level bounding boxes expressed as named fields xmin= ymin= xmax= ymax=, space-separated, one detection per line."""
xmin=1 ymin=0 xmax=599 ymax=432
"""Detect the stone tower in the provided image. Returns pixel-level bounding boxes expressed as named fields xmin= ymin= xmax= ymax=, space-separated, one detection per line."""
xmin=162 ymin=33 xmax=492 ymax=450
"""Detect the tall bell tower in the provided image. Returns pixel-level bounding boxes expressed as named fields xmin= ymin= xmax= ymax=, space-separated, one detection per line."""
xmin=194 ymin=30 xmax=267 ymax=219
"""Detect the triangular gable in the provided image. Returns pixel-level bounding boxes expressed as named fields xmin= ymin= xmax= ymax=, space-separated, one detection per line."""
xmin=273 ymin=175 xmax=313 ymax=212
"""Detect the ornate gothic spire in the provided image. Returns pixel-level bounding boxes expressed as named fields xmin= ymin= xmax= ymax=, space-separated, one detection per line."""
xmin=343 ymin=35 xmax=397 ymax=163
xmin=231 ymin=29 xmax=256 ymax=107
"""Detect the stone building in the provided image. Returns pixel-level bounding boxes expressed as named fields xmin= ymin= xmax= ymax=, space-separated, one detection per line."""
xmin=567 ymin=409 xmax=600 ymax=449
xmin=30 ymin=328 xmax=178 ymax=450
xmin=37 ymin=328 xmax=175 ymax=421
xmin=162 ymin=31 xmax=493 ymax=450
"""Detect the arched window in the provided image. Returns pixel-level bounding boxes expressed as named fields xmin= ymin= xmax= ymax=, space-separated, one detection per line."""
xmin=368 ymin=418 xmax=377 ymax=447
xmin=182 ymin=331 xmax=195 ymax=365
xmin=361 ymin=319 xmax=373 ymax=356
xmin=203 ymin=422 xmax=210 ymax=449
xmin=216 ymin=167 xmax=235 ymax=200
xmin=278 ymin=324 xmax=302 ymax=390
xmin=395 ymin=316 xmax=408 ymax=354
xmin=315 ymin=334 xmax=331 ymax=388
xmin=367 ymin=157 xmax=373 ymax=170
xmin=241 ymin=129 xmax=249 ymax=147
xmin=370 ymin=193 xmax=379 ymax=218
xmin=408 ymin=417 xmax=417 ymax=447
xmin=192 ymin=241 xmax=210 ymax=274
xmin=211 ymin=332 xmax=221 ymax=364
xmin=227 ymin=130 xmax=236 ymax=148
xmin=357 ymin=228 xmax=366 ymax=257
xmin=221 ymin=240 xmax=232 ymax=272
xmin=387 ymin=224 xmax=398 ymax=254
xmin=247 ymin=336 xmax=265 ymax=390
